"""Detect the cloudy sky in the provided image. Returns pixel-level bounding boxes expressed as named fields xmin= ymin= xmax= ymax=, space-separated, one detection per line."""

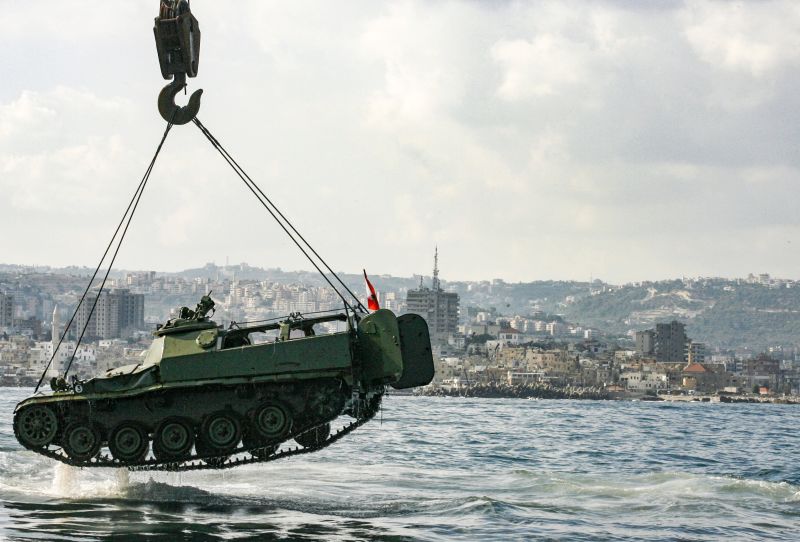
xmin=1 ymin=1 xmax=799 ymax=283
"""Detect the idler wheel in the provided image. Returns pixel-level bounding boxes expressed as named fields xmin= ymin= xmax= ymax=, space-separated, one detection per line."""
xmin=109 ymin=422 xmax=149 ymax=463
xmin=62 ymin=421 xmax=102 ymax=462
xmin=153 ymin=417 xmax=194 ymax=462
xmin=295 ymin=423 xmax=330 ymax=448
xmin=307 ymin=383 xmax=344 ymax=418
xmin=14 ymin=405 xmax=59 ymax=449
xmin=251 ymin=403 xmax=291 ymax=440
xmin=199 ymin=411 xmax=242 ymax=454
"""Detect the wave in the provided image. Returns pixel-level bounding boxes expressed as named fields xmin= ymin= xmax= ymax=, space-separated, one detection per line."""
xmin=506 ymin=469 xmax=800 ymax=505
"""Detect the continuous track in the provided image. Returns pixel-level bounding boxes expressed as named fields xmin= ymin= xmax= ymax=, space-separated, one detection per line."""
xmin=17 ymin=396 xmax=381 ymax=473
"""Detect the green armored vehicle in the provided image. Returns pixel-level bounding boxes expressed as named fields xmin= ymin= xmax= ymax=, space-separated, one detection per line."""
xmin=13 ymin=296 xmax=433 ymax=470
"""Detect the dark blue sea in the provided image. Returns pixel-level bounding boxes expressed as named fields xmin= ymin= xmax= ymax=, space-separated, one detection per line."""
xmin=1 ymin=387 xmax=799 ymax=541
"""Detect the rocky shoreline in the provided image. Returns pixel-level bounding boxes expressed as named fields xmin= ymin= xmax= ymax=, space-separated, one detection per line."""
xmin=718 ymin=395 xmax=800 ymax=405
xmin=414 ymin=383 xmax=800 ymax=404
xmin=417 ymin=383 xmax=611 ymax=400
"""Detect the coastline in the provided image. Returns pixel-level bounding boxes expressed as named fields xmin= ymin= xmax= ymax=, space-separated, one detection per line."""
xmin=415 ymin=383 xmax=800 ymax=404
xmin=418 ymin=383 xmax=610 ymax=400
xmin=6 ymin=382 xmax=798 ymax=405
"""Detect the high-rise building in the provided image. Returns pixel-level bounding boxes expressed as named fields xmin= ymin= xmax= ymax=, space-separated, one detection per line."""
xmin=405 ymin=248 xmax=459 ymax=336
xmin=655 ymin=321 xmax=688 ymax=363
xmin=635 ymin=321 xmax=689 ymax=362
xmin=74 ymin=289 xmax=144 ymax=339
xmin=635 ymin=330 xmax=655 ymax=356
xmin=0 ymin=293 xmax=13 ymax=327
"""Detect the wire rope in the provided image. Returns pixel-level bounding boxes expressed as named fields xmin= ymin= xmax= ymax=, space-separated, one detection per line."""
xmin=34 ymin=121 xmax=175 ymax=389
xmin=192 ymin=117 xmax=367 ymax=313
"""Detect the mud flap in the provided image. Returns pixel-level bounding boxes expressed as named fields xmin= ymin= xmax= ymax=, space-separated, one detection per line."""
xmin=392 ymin=314 xmax=434 ymax=389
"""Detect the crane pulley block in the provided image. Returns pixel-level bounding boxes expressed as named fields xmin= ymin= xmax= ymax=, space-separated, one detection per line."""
xmin=153 ymin=0 xmax=201 ymax=79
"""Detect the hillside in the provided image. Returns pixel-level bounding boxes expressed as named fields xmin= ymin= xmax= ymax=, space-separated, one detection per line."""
xmin=560 ymin=279 xmax=800 ymax=351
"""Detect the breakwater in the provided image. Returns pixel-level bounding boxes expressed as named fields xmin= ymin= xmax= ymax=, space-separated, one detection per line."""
xmin=719 ymin=395 xmax=800 ymax=404
xmin=419 ymin=382 xmax=610 ymax=400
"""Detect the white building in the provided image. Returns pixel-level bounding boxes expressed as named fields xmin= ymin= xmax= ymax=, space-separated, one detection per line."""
xmin=619 ymin=370 xmax=668 ymax=391
xmin=498 ymin=328 xmax=522 ymax=345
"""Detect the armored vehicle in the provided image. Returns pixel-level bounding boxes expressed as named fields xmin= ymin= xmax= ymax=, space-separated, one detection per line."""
xmin=13 ymin=296 xmax=433 ymax=471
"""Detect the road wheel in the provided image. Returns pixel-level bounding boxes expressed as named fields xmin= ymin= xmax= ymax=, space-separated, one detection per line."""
xmin=14 ymin=405 xmax=59 ymax=449
xmin=200 ymin=411 xmax=242 ymax=454
xmin=153 ymin=417 xmax=193 ymax=462
xmin=251 ymin=403 xmax=291 ymax=440
xmin=295 ymin=423 xmax=330 ymax=448
xmin=62 ymin=421 xmax=102 ymax=462
xmin=109 ymin=422 xmax=149 ymax=463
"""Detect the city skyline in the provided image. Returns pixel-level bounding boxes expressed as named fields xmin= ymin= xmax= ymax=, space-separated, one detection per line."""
xmin=1 ymin=259 xmax=798 ymax=353
xmin=2 ymin=261 xmax=798 ymax=397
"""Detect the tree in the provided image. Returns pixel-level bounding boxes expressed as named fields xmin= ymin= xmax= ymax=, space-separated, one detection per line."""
xmin=467 ymin=333 xmax=496 ymax=345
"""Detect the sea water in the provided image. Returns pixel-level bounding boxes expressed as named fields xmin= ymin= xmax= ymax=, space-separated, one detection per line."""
xmin=1 ymin=387 xmax=799 ymax=540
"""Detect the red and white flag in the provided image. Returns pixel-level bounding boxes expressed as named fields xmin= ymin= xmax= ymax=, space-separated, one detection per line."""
xmin=363 ymin=269 xmax=380 ymax=311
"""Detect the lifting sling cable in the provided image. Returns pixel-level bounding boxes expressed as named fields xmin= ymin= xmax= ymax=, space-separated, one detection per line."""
xmin=62 ymin=121 xmax=175 ymax=381
xmin=192 ymin=117 xmax=356 ymax=312
xmin=192 ymin=118 xmax=366 ymax=312
xmin=191 ymin=117 xmax=368 ymax=313
xmin=34 ymin=120 xmax=175 ymax=391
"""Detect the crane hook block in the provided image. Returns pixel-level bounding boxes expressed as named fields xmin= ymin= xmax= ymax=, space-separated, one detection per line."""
xmin=154 ymin=1 xmax=200 ymax=79
xmin=154 ymin=1 xmax=202 ymax=124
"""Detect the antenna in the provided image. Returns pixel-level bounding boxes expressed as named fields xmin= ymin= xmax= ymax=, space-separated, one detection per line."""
xmin=433 ymin=245 xmax=440 ymax=290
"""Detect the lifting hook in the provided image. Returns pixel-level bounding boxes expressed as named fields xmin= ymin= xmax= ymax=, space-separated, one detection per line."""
xmin=153 ymin=0 xmax=202 ymax=124
xmin=158 ymin=72 xmax=203 ymax=124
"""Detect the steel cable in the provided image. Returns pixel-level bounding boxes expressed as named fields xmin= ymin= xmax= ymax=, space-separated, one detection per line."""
xmin=36 ymin=121 xmax=176 ymax=388
xmin=191 ymin=117 xmax=367 ymax=313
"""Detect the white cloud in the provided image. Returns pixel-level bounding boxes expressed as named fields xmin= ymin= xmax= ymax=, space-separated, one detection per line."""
xmin=0 ymin=92 xmax=56 ymax=139
xmin=682 ymin=0 xmax=800 ymax=77
xmin=362 ymin=2 xmax=477 ymax=126
xmin=0 ymin=1 xmax=146 ymax=42
xmin=493 ymin=36 xmax=592 ymax=100
xmin=1 ymin=1 xmax=800 ymax=283
xmin=0 ymin=87 xmax=136 ymax=212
